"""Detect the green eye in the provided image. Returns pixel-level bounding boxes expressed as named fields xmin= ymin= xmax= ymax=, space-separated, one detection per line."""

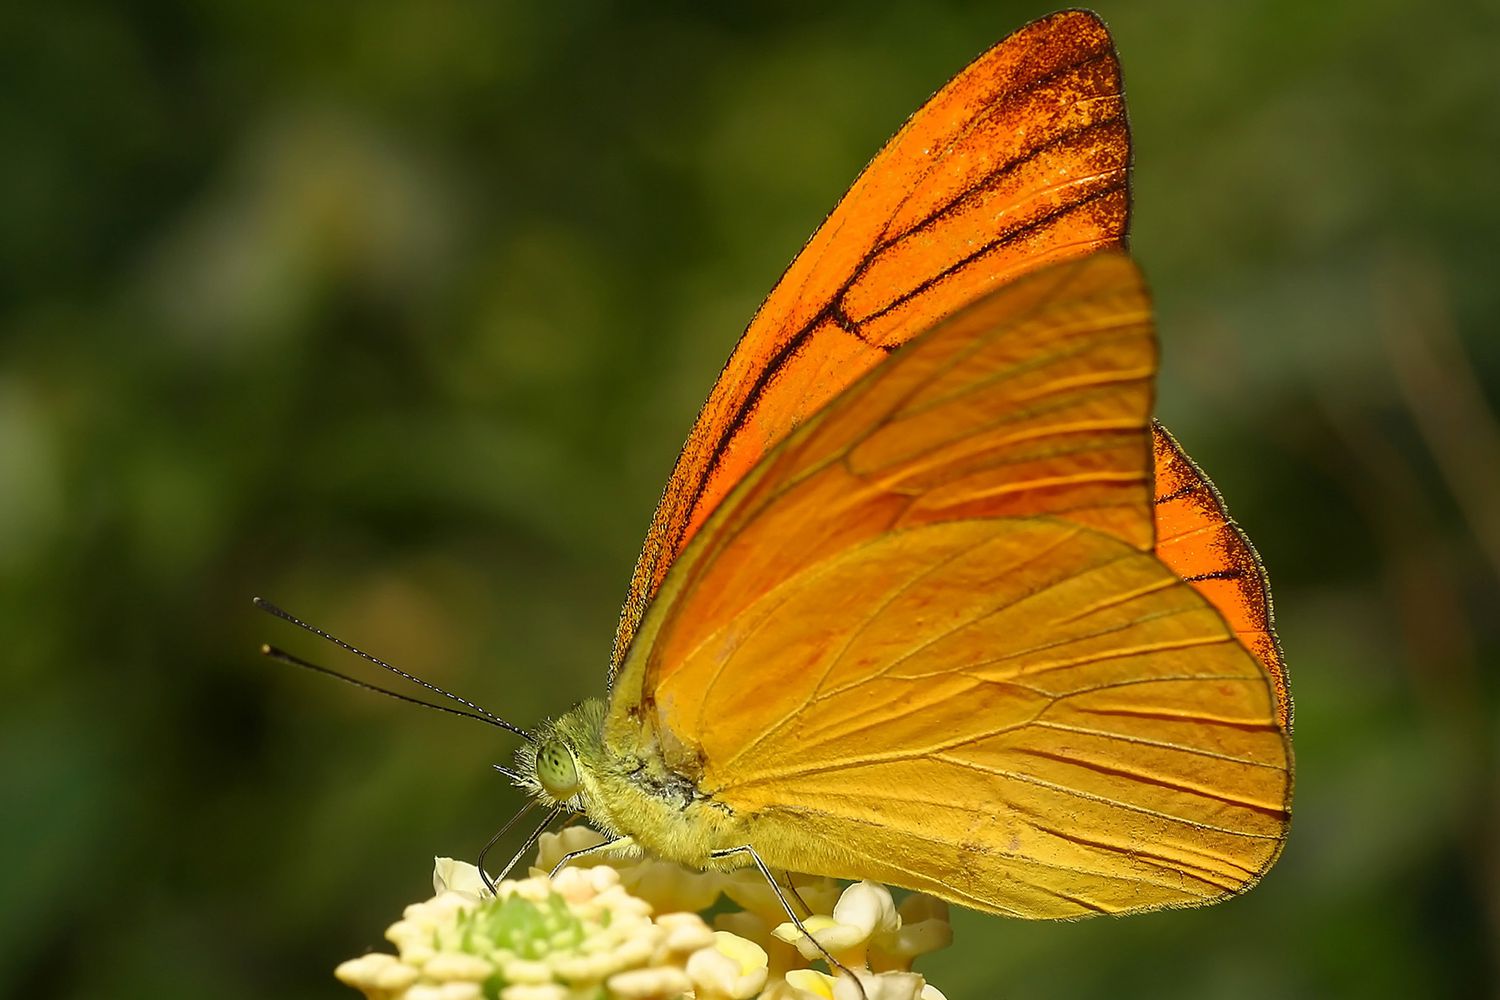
xmin=536 ymin=739 xmax=580 ymax=799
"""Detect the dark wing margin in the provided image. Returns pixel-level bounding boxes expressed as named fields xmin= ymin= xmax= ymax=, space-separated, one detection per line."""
xmin=1152 ymin=421 xmax=1291 ymax=728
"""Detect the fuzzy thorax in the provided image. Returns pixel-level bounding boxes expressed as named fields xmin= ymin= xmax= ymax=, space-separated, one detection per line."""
xmin=512 ymin=698 xmax=754 ymax=870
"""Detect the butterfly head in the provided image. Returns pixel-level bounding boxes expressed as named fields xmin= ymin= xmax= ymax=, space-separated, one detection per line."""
xmin=512 ymin=698 xmax=609 ymax=811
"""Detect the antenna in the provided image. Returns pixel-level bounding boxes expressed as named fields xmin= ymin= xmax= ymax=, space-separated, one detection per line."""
xmin=261 ymin=643 xmax=515 ymax=730
xmin=253 ymin=596 xmax=532 ymax=741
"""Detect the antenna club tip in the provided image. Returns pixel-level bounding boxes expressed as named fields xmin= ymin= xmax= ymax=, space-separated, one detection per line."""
xmin=259 ymin=643 xmax=275 ymax=655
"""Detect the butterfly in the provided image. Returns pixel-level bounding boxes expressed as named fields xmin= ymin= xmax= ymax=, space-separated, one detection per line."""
xmin=505 ymin=8 xmax=1292 ymax=924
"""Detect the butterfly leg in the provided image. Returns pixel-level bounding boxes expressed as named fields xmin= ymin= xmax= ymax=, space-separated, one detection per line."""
xmin=711 ymin=845 xmax=867 ymax=1000
xmin=777 ymin=869 xmax=813 ymax=917
xmin=478 ymin=804 xmax=560 ymax=893
xmin=549 ymin=836 xmax=637 ymax=878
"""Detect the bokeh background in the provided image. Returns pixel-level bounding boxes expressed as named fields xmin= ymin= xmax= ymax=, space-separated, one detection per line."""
xmin=3 ymin=1 xmax=1497 ymax=997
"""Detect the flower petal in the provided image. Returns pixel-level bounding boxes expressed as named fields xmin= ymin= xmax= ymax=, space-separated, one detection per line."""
xmin=606 ymin=965 xmax=694 ymax=999
xmin=432 ymin=858 xmax=490 ymax=898
xmin=832 ymin=882 xmax=899 ymax=941
xmin=785 ymin=968 xmax=838 ymax=999
xmin=686 ymin=931 xmax=769 ymax=999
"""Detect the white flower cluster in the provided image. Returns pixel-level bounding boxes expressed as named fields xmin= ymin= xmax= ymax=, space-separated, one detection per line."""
xmin=336 ymin=828 xmax=951 ymax=1000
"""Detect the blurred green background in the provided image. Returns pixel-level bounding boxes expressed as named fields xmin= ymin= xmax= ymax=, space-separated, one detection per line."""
xmin=3 ymin=1 xmax=1497 ymax=997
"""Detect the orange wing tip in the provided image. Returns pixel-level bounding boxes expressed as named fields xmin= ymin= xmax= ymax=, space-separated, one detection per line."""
xmin=1022 ymin=9 xmax=1113 ymax=49
xmin=1152 ymin=422 xmax=1292 ymax=729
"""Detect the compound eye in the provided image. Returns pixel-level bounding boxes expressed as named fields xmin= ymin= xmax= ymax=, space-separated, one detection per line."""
xmin=535 ymin=740 xmax=580 ymax=799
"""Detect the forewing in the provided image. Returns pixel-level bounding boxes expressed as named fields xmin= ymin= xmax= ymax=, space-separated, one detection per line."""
xmin=612 ymin=10 xmax=1131 ymax=676
xmin=630 ymin=253 xmax=1157 ymax=704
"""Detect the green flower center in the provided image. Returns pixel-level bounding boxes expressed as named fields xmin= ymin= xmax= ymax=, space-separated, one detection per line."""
xmin=449 ymin=892 xmax=589 ymax=961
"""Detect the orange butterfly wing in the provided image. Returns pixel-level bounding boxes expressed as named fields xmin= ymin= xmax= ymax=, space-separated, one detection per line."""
xmin=606 ymin=254 xmax=1291 ymax=917
xmin=1152 ymin=423 xmax=1291 ymax=727
xmin=612 ymin=10 xmax=1132 ymax=674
